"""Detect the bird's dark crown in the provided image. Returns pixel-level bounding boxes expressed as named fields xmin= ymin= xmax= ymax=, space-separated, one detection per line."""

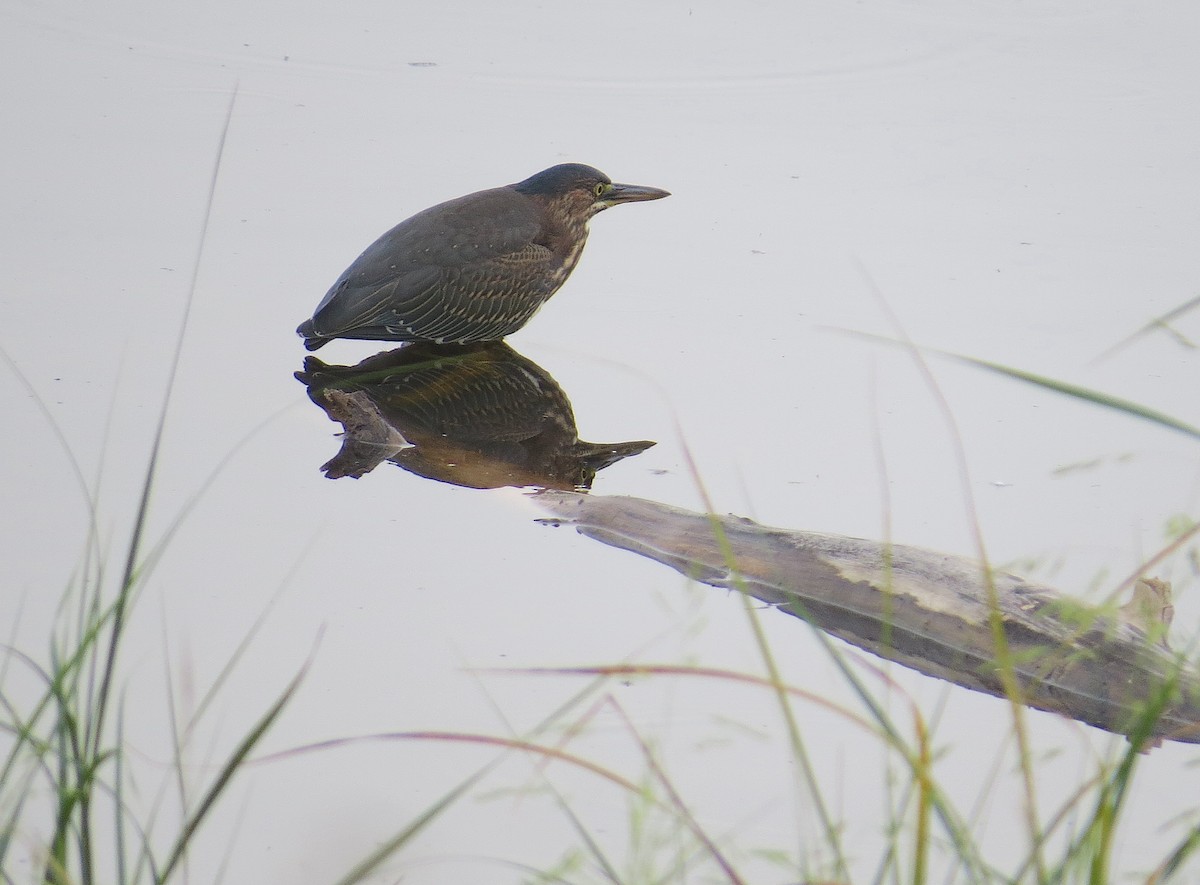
xmin=514 ymin=164 xmax=610 ymax=197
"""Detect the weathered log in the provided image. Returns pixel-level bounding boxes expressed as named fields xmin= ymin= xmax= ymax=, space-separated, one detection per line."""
xmin=536 ymin=491 xmax=1200 ymax=746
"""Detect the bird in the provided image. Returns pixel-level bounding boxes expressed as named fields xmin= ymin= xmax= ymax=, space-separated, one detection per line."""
xmin=297 ymin=163 xmax=670 ymax=350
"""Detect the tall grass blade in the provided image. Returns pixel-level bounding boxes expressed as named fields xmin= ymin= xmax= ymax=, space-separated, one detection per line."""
xmin=1093 ymin=292 xmax=1200 ymax=361
xmin=155 ymin=657 xmax=306 ymax=884
xmin=677 ymin=436 xmax=850 ymax=881
xmin=951 ymin=355 xmax=1200 ymax=442
xmin=330 ymin=773 xmax=487 ymax=885
xmin=90 ymin=84 xmax=238 ymax=765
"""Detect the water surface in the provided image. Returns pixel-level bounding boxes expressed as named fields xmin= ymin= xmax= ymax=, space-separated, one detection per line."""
xmin=4 ymin=1 xmax=1200 ymax=881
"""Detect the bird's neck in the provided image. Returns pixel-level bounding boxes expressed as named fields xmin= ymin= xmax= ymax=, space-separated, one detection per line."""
xmin=541 ymin=210 xmax=590 ymax=277
xmin=559 ymin=222 xmax=589 ymax=276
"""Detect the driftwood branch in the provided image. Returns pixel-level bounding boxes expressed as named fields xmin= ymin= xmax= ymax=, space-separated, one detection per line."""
xmin=536 ymin=491 xmax=1200 ymax=746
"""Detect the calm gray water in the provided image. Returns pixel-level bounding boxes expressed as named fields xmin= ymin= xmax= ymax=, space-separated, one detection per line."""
xmin=4 ymin=1 xmax=1200 ymax=881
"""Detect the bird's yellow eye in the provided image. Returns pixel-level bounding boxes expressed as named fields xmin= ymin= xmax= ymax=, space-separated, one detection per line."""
xmin=593 ymin=182 xmax=607 ymax=197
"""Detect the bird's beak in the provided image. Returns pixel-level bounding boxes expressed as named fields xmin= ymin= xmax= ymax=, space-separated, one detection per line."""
xmin=601 ymin=182 xmax=671 ymax=207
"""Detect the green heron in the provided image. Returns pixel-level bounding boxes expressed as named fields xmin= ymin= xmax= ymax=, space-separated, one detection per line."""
xmin=297 ymin=164 xmax=670 ymax=350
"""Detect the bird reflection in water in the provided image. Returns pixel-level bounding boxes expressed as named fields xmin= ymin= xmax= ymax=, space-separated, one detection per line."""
xmin=296 ymin=342 xmax=655 ymax=490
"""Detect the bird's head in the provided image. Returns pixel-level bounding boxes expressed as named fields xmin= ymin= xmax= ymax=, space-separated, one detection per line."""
xmin=514 ymin=164 xmax=670 ymax=224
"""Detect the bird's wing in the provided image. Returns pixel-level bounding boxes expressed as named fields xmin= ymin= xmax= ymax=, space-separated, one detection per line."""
xmin=310 ymin=188 xmax=548 ymax=337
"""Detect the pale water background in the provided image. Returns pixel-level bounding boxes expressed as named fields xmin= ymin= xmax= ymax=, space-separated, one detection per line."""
xmin=3 ymin=1 xmax=1200 ymax=882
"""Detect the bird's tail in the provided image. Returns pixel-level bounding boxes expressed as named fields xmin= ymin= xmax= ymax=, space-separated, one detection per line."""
xmin=296 ymin=319 xmax=327 ymax=351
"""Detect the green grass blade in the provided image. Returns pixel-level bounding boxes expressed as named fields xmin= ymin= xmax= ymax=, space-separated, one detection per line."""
xmin=330 ymin=773 xmax=488 ymax=885
xmin=951 ymin=355 xmax=1200 ymax=442
xmin=89 ymin=86 xmax=238 ymax=767
xmin=1093 ymin=292 xmax=1200 ymax=361
xmin=155 ymin=658 xmax=306 ymax=884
